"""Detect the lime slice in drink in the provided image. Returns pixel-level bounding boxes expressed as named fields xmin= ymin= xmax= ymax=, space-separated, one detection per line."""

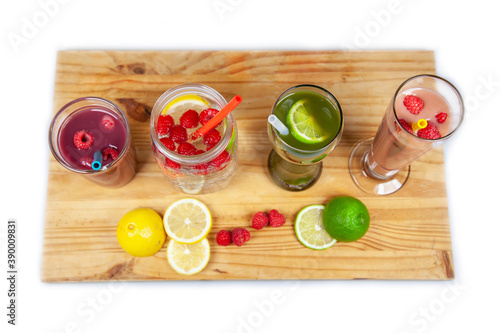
xmin=294 ymin=205 xmax=336 ymax=250
xmin=225 ymin=126 xmax=236 ymax=154
xmin=286 ymin=99 xmax=327 ymax=144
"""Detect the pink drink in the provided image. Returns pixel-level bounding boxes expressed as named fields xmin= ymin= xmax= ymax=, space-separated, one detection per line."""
xmin=59 ymin=109 xmax=127 ymax=170
xmin=49 ymin=97 xmax=136 ymax=188
xmin=366 ymin=88 xmax=453 ymax=177
xmin=396 ymin=88 xmax=452 ymax=136
xmin=349 ymin=74 xmax=464 ymax=196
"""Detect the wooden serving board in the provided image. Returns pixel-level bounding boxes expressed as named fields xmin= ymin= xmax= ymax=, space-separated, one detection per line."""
xmin=42 ymin=50 xmax=454 ymax=281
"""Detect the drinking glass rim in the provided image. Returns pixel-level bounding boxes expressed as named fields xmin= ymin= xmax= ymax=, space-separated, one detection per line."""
xmin=393 ymin=74 xmax=465 ymax=142
xmin=48 ymin=96 xmax=132 ymax=174
xmin=270 ymin=84 xmax=344 ymax=154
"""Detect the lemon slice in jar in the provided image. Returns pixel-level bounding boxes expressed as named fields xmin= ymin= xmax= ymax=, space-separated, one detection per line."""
xmin=162 ymin=95 xmax=210 ymax=115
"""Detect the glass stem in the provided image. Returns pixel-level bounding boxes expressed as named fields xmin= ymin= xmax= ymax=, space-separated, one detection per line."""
xmin=363 ymin=149 xmax=399 ymax=180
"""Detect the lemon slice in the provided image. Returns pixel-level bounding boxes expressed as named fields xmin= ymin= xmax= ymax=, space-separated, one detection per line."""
xmin=162 ymin=94 xmax=210 ymax=115
xmin=167 ymin=238 xmax=210 ymax=275
xmin=286 ymin=99 xmax=327 ymax=144
xmin=163 ymin=198 xmax=212 ymax=244
xmin=294 ymin=205 xmax=336 ymax=250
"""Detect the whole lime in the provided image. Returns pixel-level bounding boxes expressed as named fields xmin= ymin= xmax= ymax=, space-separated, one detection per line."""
xmin=323 ymin=196 xmax=370 ymax=242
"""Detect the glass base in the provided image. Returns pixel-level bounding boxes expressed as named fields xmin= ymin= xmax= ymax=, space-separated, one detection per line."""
xmin=267 ymin=150 xmax=322 ymax=191
xmin=348 ymin=138 xmax=410 ymax=196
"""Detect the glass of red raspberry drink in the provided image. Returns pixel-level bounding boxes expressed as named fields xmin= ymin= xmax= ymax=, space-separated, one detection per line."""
xmin=150 ymin=84 xmax=238 ymax=194
xmin=349 ymin=74 xmax=464 ymax=195
xmin=49 ymin=97 xmax=136 ymax=188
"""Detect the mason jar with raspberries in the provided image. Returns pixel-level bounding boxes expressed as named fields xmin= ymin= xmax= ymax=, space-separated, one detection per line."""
xmin=150 ymin=84 xmax=238 ymax=194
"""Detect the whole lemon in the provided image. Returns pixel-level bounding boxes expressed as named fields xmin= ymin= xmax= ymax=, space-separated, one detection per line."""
xmin=117 ymin=208 xmax=166 ymax=257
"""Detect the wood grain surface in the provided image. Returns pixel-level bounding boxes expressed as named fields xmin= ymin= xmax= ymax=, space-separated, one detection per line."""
xmin=42 ymin=50 xmax=454 ymax=282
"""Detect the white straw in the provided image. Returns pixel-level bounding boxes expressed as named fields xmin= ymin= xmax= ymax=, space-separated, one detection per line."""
xmin=268 ymin=115 xmax=289 ymax=135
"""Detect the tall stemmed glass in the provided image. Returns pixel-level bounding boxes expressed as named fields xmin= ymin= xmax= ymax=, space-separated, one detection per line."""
xmin=267 ymin=84 xmax=343 ymax=191
xmin=348 ymin=74 xmax=464 ymax=195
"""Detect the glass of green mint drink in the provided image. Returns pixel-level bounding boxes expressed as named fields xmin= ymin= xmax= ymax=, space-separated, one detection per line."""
xmin=267 ymin=84 xmax=343 ymax=191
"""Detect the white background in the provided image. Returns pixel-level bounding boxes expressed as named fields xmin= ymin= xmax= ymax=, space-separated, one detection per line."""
xmin=1 ymin=0 xmax=499 ymax=332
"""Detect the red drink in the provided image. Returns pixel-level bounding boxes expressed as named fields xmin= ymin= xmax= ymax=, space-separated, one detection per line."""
xmin=59 ymin=109 xmax=128 ymax=170
xmin=49 ymin=97 xmax=136 ymax=188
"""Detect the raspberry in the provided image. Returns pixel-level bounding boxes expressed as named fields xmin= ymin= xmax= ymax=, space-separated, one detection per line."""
xmin=160 ymin=137 xmax=176 ymax=151
xmin=192 ymin=150 xmax=209 ymax=175
xmin=231 ymin=228 xmax=250 ymax=246
xmin=216 ymin=230 xmax=232 ymax=246
xmin=180 ymin=110 xmax=199 ymax=129
xmin=164 ymin=158 xmax=180 ymax=170
xmin=169 ymin=125 xmax=188 ymax=143
xmin=398 ymin=119 xmax=413 ymax=133
xmin=103 ymin=147 xmax=119 ymax=161
xmin=269 ymin=209 xmax=286 ymax=228
xmin=417 ymin=121 xmax=441 ymax=139
xmin=252 ymin=212 xmax=269 ymax=230
xmin=192 ymin=163 xmax=210 ymax=175
xmin=436 ymin=112 xmax=448 ymax=124
xmin=199 ymin=108 xmax=220 ymax=126
xmin=210 ymin=150 xmax=230 ymax=169
xmin=101 ymin=115 xmax=115 ymax=131
xmin=193 ymin=163 xmax=210 ymax=175
xmin=403 ymin=95 xmax=424 ymax=115
xmin=203 ymin=129 xmax=221 ymax=148
xmin=157 ymin=114 xmax=174 ymax=136
xmin=177 ymin=142 xmax=197 ymax=156
xmin=73 ymin=130 xmax=94 ymax=150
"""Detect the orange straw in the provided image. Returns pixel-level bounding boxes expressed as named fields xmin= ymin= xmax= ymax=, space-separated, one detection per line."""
xmin=190 ymin=95 xmax=242 ymax=141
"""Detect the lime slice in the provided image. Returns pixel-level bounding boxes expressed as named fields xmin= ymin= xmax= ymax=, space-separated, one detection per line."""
xmin=162 ymin=94 xmax=210 ymax=115
xmin=295 ymin=205 xmax=336 ymax=250
xmin=287 ymin=99 xmax=323 ymax=143
xmin=286 ymin=99 xmax=327 ymax=144
xmin=167 ymin=238 xmax=210 ymax=275
xmin=163 ymin=198 xmax=212 ymax=244
xmin=225 ymin=126 xmax=236 ymax=154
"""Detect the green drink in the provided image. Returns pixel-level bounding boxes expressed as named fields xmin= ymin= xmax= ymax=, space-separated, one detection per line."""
xmin=267 ymin=85 xmax=343 ymax=191
xmin=274 ymin=90 xmax=341 ymax=151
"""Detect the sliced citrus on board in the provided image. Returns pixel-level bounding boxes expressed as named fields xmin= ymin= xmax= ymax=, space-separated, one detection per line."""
xmin=286 ymin=99 xmax=327 ymax=144
xmin=167 ymin=238 xmax=210 ymax=275
xmin=162 ymin=95 xmax=210 ymax=115
xmin=163 ymin=198 xmax=212 ymax=244
xmin=294 ymin=205 xmax=336 ymax=250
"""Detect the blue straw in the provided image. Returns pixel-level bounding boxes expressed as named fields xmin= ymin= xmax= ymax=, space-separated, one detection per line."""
xmin=92 ymin=151 xmax=102 ymax=171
